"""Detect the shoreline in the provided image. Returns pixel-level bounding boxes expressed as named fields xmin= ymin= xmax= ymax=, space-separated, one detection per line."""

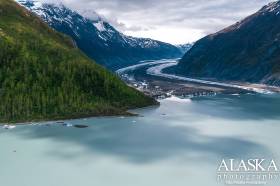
xmin=0 ymin=103 xmax=162 ymax=126
xmin=3 ymin=57 xmax=280 ymax=125
xmin=0 ymin=108 xmax=142 ymax=126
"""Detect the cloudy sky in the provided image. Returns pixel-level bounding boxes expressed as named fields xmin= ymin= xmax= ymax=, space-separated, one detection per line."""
xmin=44 ymin=0 xmax=274 ymax=44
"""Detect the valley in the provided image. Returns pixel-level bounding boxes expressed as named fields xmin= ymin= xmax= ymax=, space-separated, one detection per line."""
xmin=117 ymin=59 xmax=280 ymax=99
xmin=1 ymin=1 xmax=280 ymax=186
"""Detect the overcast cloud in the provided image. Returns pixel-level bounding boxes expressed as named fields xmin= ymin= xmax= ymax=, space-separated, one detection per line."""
xmin=43 ymin=0 xmax=274 ymax=44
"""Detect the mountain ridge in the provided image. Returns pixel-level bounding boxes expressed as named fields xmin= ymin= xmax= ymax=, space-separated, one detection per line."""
xmin=17 ymin=0 xmax=182 ymax=70
xmin=173 ymin=0 xmax=280 ymax=86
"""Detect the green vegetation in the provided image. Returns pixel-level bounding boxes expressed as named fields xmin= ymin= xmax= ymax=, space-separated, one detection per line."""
xmin=0 ymin=0 xmax=156 ymax=123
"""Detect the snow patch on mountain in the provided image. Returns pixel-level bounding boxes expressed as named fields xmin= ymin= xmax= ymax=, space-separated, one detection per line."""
xmin=260 ymin=1 xmax=280 ymax=15
xmin=176 ymin=43 xmax=193 ymax=53
xmin=94 ymin=22 xmax=106 ymax=32
xmin=17 ymin=0 xmax=44 ymax=16
xmin=264 ymin=1 xmax=280 ymax=13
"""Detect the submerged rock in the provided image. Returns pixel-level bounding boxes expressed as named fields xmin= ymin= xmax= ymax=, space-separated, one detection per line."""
xmin=74 ymin=125 xmax=88 ymax=128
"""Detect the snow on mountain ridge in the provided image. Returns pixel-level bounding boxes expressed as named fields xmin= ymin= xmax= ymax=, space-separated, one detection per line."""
xmin=17 ymin=0 xmax=108 ymax=34
xmin=263 ymin=1 xmax=280 ymax=13
xmin=16 ymin=0 xmax=169 ymax=49
xmin=16 ymin=0 xmax=175 ymax=49
xmin=94 ymin=22 xmax=106 ymax=32
xmin=16 ymin=0 xmax=182 ymax=70
xmin=258 ymin=0 xmax=280 ymax=16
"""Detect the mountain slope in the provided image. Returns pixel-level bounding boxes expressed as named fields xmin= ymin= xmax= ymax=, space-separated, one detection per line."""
xmin=17 ymin=0 xmax=182 ymax=70
xmin=0 ymin=0 xmax=156 ymax=123
xmin=176 ymin=43 xmax=193 ymax=53
xmin=175 ymin=1 xmax=280 ymax=86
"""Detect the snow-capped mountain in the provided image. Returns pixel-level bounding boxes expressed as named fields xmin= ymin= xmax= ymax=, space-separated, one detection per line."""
xmin=16 ymin=0 xmax=182 ymax=70
xmin=176 ymin=43 xmax=193 ymax=53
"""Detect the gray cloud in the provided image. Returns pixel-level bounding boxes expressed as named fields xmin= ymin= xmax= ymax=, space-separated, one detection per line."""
xmin=42 ymin=0 xmax=275 ymax=44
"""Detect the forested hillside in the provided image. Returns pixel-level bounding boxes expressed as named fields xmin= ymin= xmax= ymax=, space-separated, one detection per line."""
xmin=0 ymin=0 xmax=156 ymax=123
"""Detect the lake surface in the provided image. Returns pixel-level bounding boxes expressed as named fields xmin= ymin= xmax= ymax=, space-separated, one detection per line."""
xmin=1 ymin=94 xmax=280 ymax=186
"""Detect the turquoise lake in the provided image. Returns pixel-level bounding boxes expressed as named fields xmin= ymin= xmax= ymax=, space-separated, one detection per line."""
xmin=1 ymin=94 xmax=280 ymax=186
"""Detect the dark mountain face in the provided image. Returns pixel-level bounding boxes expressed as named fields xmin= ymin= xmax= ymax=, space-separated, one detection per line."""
xmin=176 ymin=1 xmax=280 ymax=86
xmin=17 ymin=0 xmax=182 ymax=70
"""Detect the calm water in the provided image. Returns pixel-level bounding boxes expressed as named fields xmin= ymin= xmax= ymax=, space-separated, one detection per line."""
xmin=1 ymin=94 xmax=280 ymax=186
